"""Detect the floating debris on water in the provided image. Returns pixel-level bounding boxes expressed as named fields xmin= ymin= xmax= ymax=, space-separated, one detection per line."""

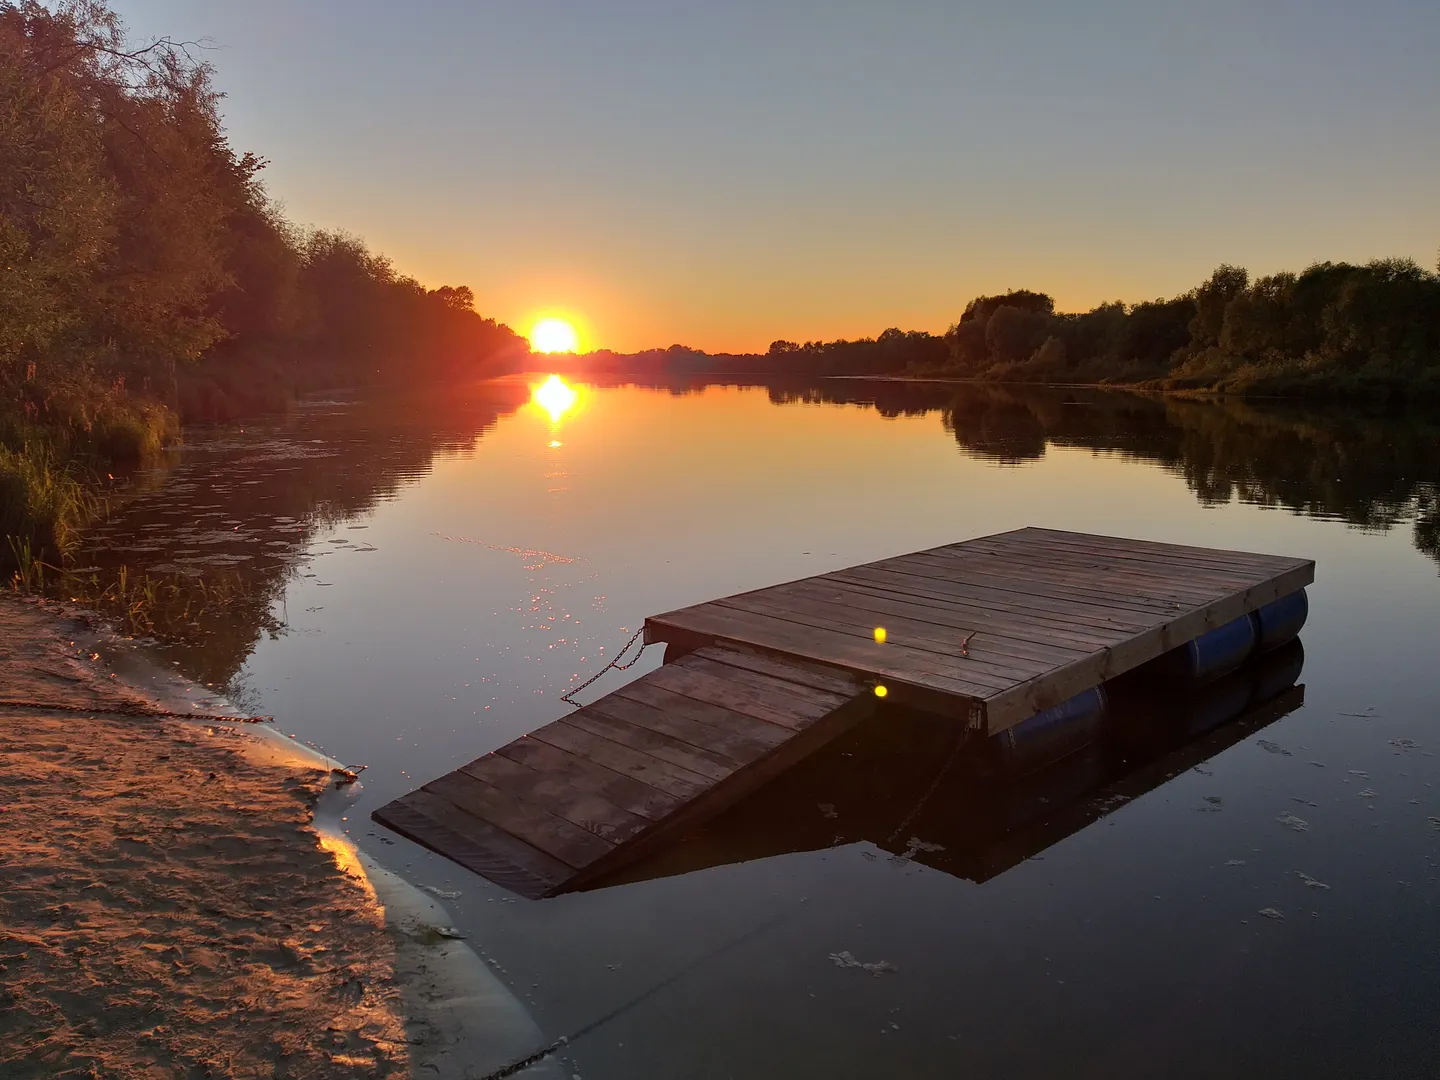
xmin=420 ymin=885 xmax=463 ymax=900
xmin=818 ymin=803 xmax=838 ymax=819
xmin=1225 ymin=859 xmax=1247 ymax=866
xmin=896 ymin=837 xmax=945 ymax=861
xmin=1309 ymin=761 xmax=1326 ymax=768
xmin=1277 ymin=812 xmax=1311 ymax=833
xmin=829 ymin=951 xmax=898 ymax=976
xmin=1389 ymin=738 xmax=1420 ymax=751
xmin=1197 ymin=796 xmax=1223 ymax=812
xmin=1259 ymin=908 xmax=1285 ymax=921
xmin=1256 ymin=740 xmax=1291 ymax=756
xmin=1294 ymin=871 xmax=1331 ymax=890
xmin=1357 ymin=788 xmax=1378 ymax=800
xmin=1348 ymin=770 xmax=1370 ymax=778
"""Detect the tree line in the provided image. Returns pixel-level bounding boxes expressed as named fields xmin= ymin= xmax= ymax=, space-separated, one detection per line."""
xmin=593 ymin=262 xmax=1440 ymax=397
xmin=935 ymin=261 xmax=1440 ymax=394
xmin=1 ymin=0 xmax=525 ymax=441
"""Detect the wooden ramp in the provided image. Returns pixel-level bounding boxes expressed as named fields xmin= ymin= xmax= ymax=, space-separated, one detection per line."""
xmin=373 ymin=645 xmax=872 ymax=899
xmin=646 ymin=527 xmax=1314 ymax=734
xmin=373 ymin=527 xmax=1313 ymax=897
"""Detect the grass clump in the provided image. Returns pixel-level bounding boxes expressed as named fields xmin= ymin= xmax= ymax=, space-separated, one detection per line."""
xmin=0 ymin=443 xmax=93 ymax=573
xmin=1 ymin=376 xmax=179 ymax=578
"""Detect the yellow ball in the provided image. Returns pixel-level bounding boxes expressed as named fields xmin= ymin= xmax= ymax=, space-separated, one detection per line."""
xmin=873 ymin=684 xmax=888 ymax=698
xmin=873 ymin=626 xmax=887 ymax=643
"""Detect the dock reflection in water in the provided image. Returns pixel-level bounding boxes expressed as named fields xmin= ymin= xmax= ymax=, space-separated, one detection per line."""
xmin=594 ymin=640 xmax=1305 ymax=892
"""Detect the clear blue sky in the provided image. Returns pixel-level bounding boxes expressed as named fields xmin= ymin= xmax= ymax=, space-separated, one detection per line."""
xmin=113 ymin=0 xmax=1439 ymax=352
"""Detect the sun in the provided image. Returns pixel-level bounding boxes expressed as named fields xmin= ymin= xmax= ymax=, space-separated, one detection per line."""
xmin=530 ymin=317 xmax=579 ymax=354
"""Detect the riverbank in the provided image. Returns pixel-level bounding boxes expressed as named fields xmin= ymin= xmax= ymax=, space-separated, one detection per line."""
xmin=834 ymin=368 xmax=1440 ymax=401
xmin=0 ymin=596 xmax=559 ymax=1079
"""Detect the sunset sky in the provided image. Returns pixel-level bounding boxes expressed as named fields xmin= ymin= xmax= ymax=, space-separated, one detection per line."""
xmin=116 ymin=1 xmax=1438 ymax=354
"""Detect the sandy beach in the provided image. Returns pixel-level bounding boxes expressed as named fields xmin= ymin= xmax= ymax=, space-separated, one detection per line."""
xmin=0 ymin=597 xmax=411 ymax=1078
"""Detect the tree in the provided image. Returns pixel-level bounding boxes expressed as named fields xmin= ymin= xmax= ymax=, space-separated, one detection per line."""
xmin=429 ymin=285 xmax=475 ymax=312
xmin=1189 ymin=265 xmax=1249 ymax=348
xmin=1030 ymin=335 xmax=1067 ymax=372
xmin=985 ymin=305 xmax=1050 ymax=366
xmin=945 ymin=319 xmax=989 ymax=371
xmin=960 ymin=289 xmax=1055 ymax=324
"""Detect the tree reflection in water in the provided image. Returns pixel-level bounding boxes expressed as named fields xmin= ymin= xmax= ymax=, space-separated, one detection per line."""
xmin=765 ymin=379 xmax=1440 ymax=565
xmin=73 ymin=377 xmax=1439 ymax=696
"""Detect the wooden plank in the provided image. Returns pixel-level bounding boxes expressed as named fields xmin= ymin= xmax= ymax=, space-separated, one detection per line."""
xmin=565 ymin=708 xmax=741 ymax=781
xmin=902 ymin=543 xmax=1247 ymax=602
xmin=827 ymin=565 xmax=1164 ymax=636
xmin=459 ymin=753 xmax=650 ymax=843
xmin=860 ymin=559 xmax=1199 ymax=626
xmin=527 ymin=721 xmax=716 ymax=796
xmin=586 ymin=690 xmax=781 ymax=765
xmin=996 ymin=541 xmax=1312 ymax=597
xmin=642 ymin=662 xmax=846 ymax=729
xmin=887 ymin=550 xmax=1220 ymax=612
xmin=669 ymin=653 xmax=853 ymax=711
xmin=763 ymin=590 xmax=1087 ymax=677
xmin=423 ymin=771 xmax=615 ymax=869
xmin=646 ymin=603 xmax=1006 ymax=698
xmin=711 ymin=594 xmax=1046 ymax=686
xmin=764 ymin=577 xmax=1099 ymax=664
xmin=953 ymin=534 xmax=1279 ymax=588
xmin=1016 ymin=527 xmax=1307 ymax=573
xmin=609 ymin=680 xmax=796 ymax=751
xmin=954 ymin=534 xmax=1289 ymax=592
xmin=982 ymin=561 xmax=1315 ymax=730
xmin=644 ymin=613 xmax=986 ymax=722
xmin=494 ymin=737 xmax=681 ymax=820
xmin=558 ymin=693 xmax=879 ymax=895
xmin=374 ymin=789 xmax=571 ymax=899
xmin=711 ymin=591 xmax=1052 ymax=684
xmin=690 ymin=645 xmax=860 ymax=698
xmin=998 ymin=533 xmax=1305 ymax=582
xmin=825 ymin=566 xmax=1152 ymax=646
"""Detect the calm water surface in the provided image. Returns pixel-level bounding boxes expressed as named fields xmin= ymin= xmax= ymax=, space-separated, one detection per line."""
xmin=82 ymin=377 xmax=1440 ymax=1079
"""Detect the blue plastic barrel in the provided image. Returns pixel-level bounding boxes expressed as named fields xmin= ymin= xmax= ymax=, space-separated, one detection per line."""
xmin=1156 ymin=611 xmax=1258 ymax=684
xmin=1177 ymin=667 xmax=1257 ymax=738
xmin=1251 ymin=589 xmax=1309 ymax=653
xmin=993 ymin=685 xmax=1107 ymax=774
xmin=1251 ymin=637 xmax=1305 ymax=702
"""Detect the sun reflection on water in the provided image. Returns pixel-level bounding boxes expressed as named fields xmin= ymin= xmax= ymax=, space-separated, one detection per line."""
xmin=531 ymin=374 xmax=578 ymax=424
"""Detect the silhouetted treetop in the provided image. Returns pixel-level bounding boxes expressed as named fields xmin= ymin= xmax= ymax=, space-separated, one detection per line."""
xmin=959 ymin=290 xmax=1056 ymax=323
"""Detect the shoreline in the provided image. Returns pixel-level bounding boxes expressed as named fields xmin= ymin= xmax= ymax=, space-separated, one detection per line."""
xmin=0 ymin=594 xmax=559 ymax=1079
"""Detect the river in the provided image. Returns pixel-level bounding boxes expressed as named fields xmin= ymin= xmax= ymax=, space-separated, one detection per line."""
xmin=77 ymin=376 xmax=1440 ymax=1079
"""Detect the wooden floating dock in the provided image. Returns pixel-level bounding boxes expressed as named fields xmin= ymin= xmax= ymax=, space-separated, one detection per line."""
xmin=373 ymin=528 xmax=1314 ymax=898
xmin=587 ymin=678 xmax=1307 ymax=896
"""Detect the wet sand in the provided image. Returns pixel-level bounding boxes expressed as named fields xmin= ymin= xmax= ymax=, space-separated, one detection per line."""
xmin=0 ymin=597 xmax=409 ymax=1078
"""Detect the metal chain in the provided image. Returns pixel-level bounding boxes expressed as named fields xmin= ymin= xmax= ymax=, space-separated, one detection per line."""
xmin=885 ymin=728 xmax=972 ymax=846
xmin=559 ymin=626 xmax=650 ymax=706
